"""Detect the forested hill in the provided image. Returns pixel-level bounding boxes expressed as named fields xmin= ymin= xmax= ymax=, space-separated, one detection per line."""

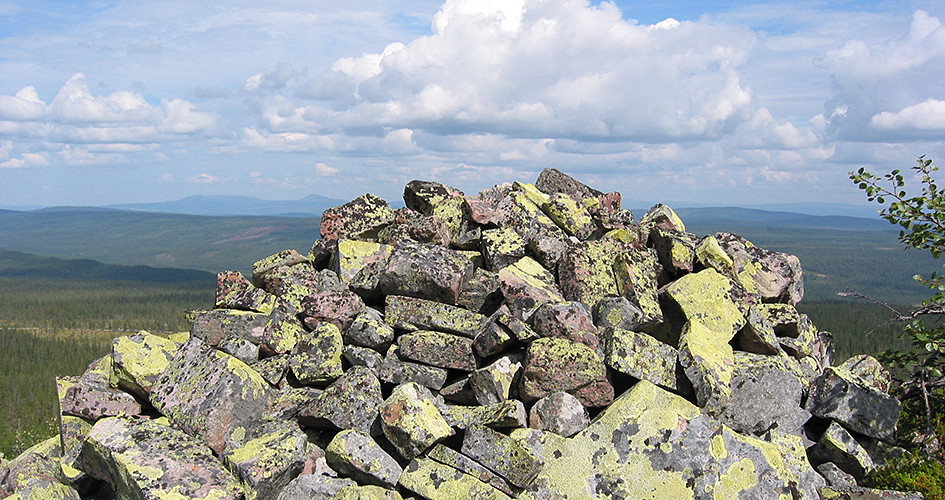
xmin=0 ymin=248 xmax=215 ymax=283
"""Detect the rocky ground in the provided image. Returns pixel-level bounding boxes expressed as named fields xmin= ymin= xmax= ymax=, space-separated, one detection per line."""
xmin=0 ymin=169 xmax=923 ymax=499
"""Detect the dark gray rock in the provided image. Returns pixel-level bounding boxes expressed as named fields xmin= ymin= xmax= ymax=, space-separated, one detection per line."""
xmin=461 ymin=424 xmax=544 ymax=489
xmin=805 ymin=367 xmax=901 ymax=443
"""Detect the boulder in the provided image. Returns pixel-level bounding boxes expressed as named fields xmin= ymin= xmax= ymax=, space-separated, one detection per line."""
xmin=378 ymin=242 xmax=474 ymax=304
xmin=380 ymin=382 xmax=454 ymax=460
xmin=222 ymin=421 xmax=308 ymax=500
xmin=805 ymin=367 xmax=901 ymax=443
xmin=320 ymin=193 xmax=394 ymax=241
xmin=519 ymin=337 xmax=614 ymax=408
xmin=325 ymin=429 xmax=402 ymax=488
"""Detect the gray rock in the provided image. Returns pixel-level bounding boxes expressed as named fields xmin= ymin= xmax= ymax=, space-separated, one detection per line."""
xmin=379 ymin=382 xmax=454 ymax=460
xmin=528 ymin=392 xmax=590 ymax=437
xmin=805 ymin=367 xmax=901 ymax=443
xmin=188 ymin=308 xmax=270 ymax=346
xmin=342 ymin=345 xmax=384 ymax=374
xmin=397 ymin=330 xmax=478 ymax=371
xmin=810 ymin=421 xmax=876 ymax=480
xmin=297 ymin=366 xmax=383 ymax=435
xmin=427 ymin=444 xmax=514 ymax=495
xmin=461 ymin=424 xmax=544 ymax=489
xmin=222 ymin=420 xmax=308 ymax=499
xmin=378 ymin=242 xmax=474 ymax=304
xmin=320 ymin=193 xmax=394 ymax=241
xmin=602 ymin=327 xmax=689 ymax=394
xmin=276 ymin=474 xmax=357 ymax=500
xmin=288 ymin=322 xmax=344 ymax=386
xmin=378 ymin=344 xmax=449 ymax=390
xmin=385 ymin=295 xmax=487 ymax=338
xmin=716 ymin=352 xmax=807 ymax=436
xmin=325 ymin=429 xmax=402 ymax=488
xmin=345 ymin=307 xmax=395 ymax=350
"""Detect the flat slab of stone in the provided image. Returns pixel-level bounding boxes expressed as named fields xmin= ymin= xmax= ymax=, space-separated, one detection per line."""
xmin=320 ymin=193 xmax=394 ymax=241
xmin=397 ymin=330 xmax=478 ymax=371
xmin=805 ymin=367 xmax=901 ymax=443
xmin=326 ymin=429 xmax=403 ymax=489
xmin=461 ymin=424 xmax=544 ymax=489
xmin=519 ymin=337 xmax=614 ymax=408
xmin=78 ymin=416 xmax=242 ymax=500
xmin=603 ymin=328 xmax=688 ymax=394
xmin=380 ymin=382 xmax=454 ymax=460
xmin=222 ymin=421 xmax=308 ymax=500
xmin=385 ymin=295 xmax=486 ymax=338
xmin=379 ymin=242 xmax=474 ymax=304
xmin=399 ymin=458 xmax=513 ymax=500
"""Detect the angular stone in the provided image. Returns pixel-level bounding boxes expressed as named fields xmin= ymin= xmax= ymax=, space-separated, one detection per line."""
xmin=326 ymin=429 xmax=403 ymax=488
xmin=399 ymin=458 xmax=512 ymax=500
xmin=188 ymin=308 xmax=270 ymax=346
xmin=398 ymin=330 xmax=478 ymax=371
xmin=534 ymin=168 xmax=603 ymax=200
xmin=288 ymin=322 xmax=344 ymax=386
xmin=816 ymin=486 xmax=925 ymax=499
xmin=261 ymin=310 xmax=306 ymax=355
xmin=558 ymin=239 xmax=624 ymax=310
xmin=639 ymin=203 xmax=686 ymax=233
xmin=779 ymin=313 xmax=819 ymax=359
xmin=4 ymin=479 xmax=80 ymax=500
xmin=717 ymin=351 xmax=807 ymax=435
xmin=427 ymin=444 xmax=514 ymax=496
xmin=470 ymin=355 xmax=522 ymax=405
xmin=530 ymin=301 xmax=600 ymax=352
xmin=343 ymin=345 xmax=384 ymax=374
xmin=403 ymin=179 xmax=471 ymax=245
xmin=677 ymin=321 xmax=735 ymax=413
xmin=335 ymin=485 xmax=405 ymax=500
xmin=519 ymin=337 xmax=613 ymax=407
xmin=78 ymin=416 xmax=242 ymax=500
xmin=661 ymin=268 xmax=746 ymax=343
xmin=650 ymin=229 xmax=698 ymax=274
xmin=380 ymin=382 xmax=454 ymax=460
xmin=528 ymin=392 xmax=590 ymax=438
xmin=481 ymin=226 xmax=527 ymax=271
xmin=838 ymin=354 xmax=893 ymax=394
xmin=457 ymin=268 xmax=503 ymax=315
xmin=498 ymin=256 xmax=566 ymax=320
xmin=300 ymin=289 xmax=365 ymax=331
xmin=333 ymin=239 xmax=393 ymax=283
xmin=216 ymin=270 xmax=276 ymax=313
xmin=222 ymin=420 xmax=308 ymax=500
xmin=252 ymin=249 xmax=310 ymax=286
xmin=379 ymin=207 xmax=454 ymax=247
xmin=218 ymin=335 xmax=259 ymax=365
xmin=275 ymin=474 xmax=357 ymax=500
xmin=320 ymin=193 xmax=394 ymax=241
xmin=602 ymin=328 xmax=689 ymax=393
xmin=543 ymin=193 xmax=598 ymax=240
xmin=59 ymin=376 xmax=142 ymax=420
xmin=461 ymin=424 xmax=544 ymax=489
xmin=713 ymin=232 xmax=804 ymax=305
xmin=378 ymin=345 xmax=448 ymax=390
xmin=385 ymin=295 xmax=486 ymax=338
xmin=757 ymin=303 xmax=801 ymax=337
xmin=379 ymin=242 xmax=474 ymax=304
xmin=263 ymin=386 xmax=321 ymax=421
xmin=474 ymin=305 xmax=538 ymax=357
xmin=810 ymin=421 xmax=875 ymax=480
xmin=111 ymin=331 xmax=180 ymax=398
xmin=439 ymin=377 xmax=478 ymax=405
xmin=805 ymin=367 xmax=901 ymax=443
xmin=150 ymin=337 xmax=273 ymax=454
xmin=1 ymin=436 xmax=64 ymax=494
xmin=520 ymin=381 xmax=823 ymax=500
xmin=345 ymin=307 xmax=395 ymax=350
xmin=738 ymin=304 xmax=783 ymax=355
xmin=817 ymin=462 xmax=858 ymax=488
xmin=297 ymin=366 xmax=383 ymax=435
xmin=439 ymin=399 xmax=527 ymax=430
xmin=593 ymin=296 xmax=647 ymax=333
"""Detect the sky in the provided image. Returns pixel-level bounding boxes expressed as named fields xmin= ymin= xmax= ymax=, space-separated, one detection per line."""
xmin=0 ymin=0 xmax=944 ymax=211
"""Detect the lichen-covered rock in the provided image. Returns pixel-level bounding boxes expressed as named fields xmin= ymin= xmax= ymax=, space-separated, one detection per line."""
xmin=216 ymin=270 xmax=277 ymax=313
xmin=252 ymin=249 xmax=310 ymax=285
xmin=557 ymin=239 xmax=623 ymax=310
xmin=3 ymin=479 xmax=80 ymax=500
xmin=592 ymin=296 xmax=648 ymax=334
xmin=738 ymin=304 xmax=783 ymax=355
xmin=650 ymin=229 xmax=698 ymax=274
xmin=612 ymin=247 xmax=664 ymax=331
xmin=470 ymin=355 xmax=522 ymax=405
xmin=1 ymin=436 xmax=65 ymax=495
xmin=385 ymin=295 xmax=486 ymax=338
xmin=333 ymin=239 xmax=393 ymax=283
xmin=810 ymin=421 xmax=875 ymax=480
xmin=276 ymin=474 xmax=357 ymax=500
xmin=59 ymin=376 xmax=142 ymax=420
xmin=474 ymin=305 xmax=538 ymax=357
xmin=335 ymin=484 xmax=405 ymax=500
xmin=188 ymin=308 xmax=270 ymax=346
xmin=639 ymin=203 xmax=686 ymax=233
xmin=397 ymin=329 xmax=478 ymax=371
xmin=677 ymin=321 xmax=735 ymax=414
xmin=320 ymin=193 xmax=394 ymax=241
xmin=78 ymin=416 xmax=242 ymax=500
xmin=498 ymin=256 xmax=566 ymax=320
xmin=805 ymin=367 xmax=901 ymax=443
xmin=427 ymin=444 xmax=514 ymax=496
xmin=297 ymin=366 xmax=383 ymax=435
xmin=519 ymin=380 xmax=823 ymax=500
xmin=462 ymin=424 xmax=544 ymax=489
xmin=717 ymin=351 xmax=807 ymax=435
xmin=838 ymin=355 xmax=893 ymax=394
xmin=326 ymin=429 xmax=403 ymax=489
xmin=661 ymin=268 xmax=746 ymax=343
xmin=378 ymin=344 xmax=449 ymax=390
xmin=380 ymin=382 xmax=454 ymax=460
xmin=543 ymin=193 xmax=598 ymax=240
xmin=528 ymin=391 xmax=590 ymax=437
xmin=399 ymin=458 xmax=513 ymax=500
xmin=530 ymin=301 xmax=600 ymax=353
xmin=150 ymin=337 xmax=273 ymax=454
xmin=288 ymin=322 xmax=345 ymax=386
xmin=439 ymin=399 xmax=527 ymax=430
xmin=345 ymin=307 xmax=395 ymax=350
xmin=218 ymin=335 xmax=260 ymax=365
xmin=379 ymin=242 xmax=474 ymax=305
xmin=403 ymin=179 xmax=472 ymax=245
xmin=602 ymin=328 xmax=689 ymax=394
xmin=458 ymin=268 xmax=503 ymax=314
xmin=481 ymin=226 xmax=527 ymax=271
xmin=713 ymin=232 xmax=804 ymax=305
xmin=222 ymin=420 xmax=308 ymax=500
xmin=300 ymin=289 xmax=365 ymax=331
xmin=342 ymin=345 xmax=384 ymax=374
xmin=262 ymin=309 xmax=306 ymax=355
xmin=519 ymin=337 xmax=614 ymax=408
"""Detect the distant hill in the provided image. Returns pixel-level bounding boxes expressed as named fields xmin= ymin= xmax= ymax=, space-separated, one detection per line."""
xmin=672 ymin=206 xmax=891 ymax=231
xmin=108 ymin=194 xmax=348 ymax=217
xmin=0 ymin=207 xmax=319 ymax=276
xmin=0 ymin=248 xmax=215 ymax=283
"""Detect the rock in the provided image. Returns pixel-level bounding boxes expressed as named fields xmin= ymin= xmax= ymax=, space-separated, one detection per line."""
xmin=427 ymin=444 xmax=514 ymax=496
xmin=557 ymin=239 xmax=624 ymax=310
xmin=498 ymin=256 xmax=566 ymax=320
xmin=461 ymin=424 xmax=544 ymax=489
xmin=216 ymin=270 xmax=277 ymax=313
xmin=439 ymin=399 xmax=527 ymax=430
xmin=530 ymin=301 xmax=600 ymax=352
xmin=543 ymin=193 xmax=599 ymax=240
xmin=612 ymin=247 xmax=664 ymax=332
xmin=320 ymin=193 xmax=394 ymax=241
xmin=805 ymin=367 xmax=901 ymax=443
xmin=661 ymin=268 xmax=747 ymax=344
xmin=639 ymin=203 xmax=686 ymax=233
xmin=150 ymin=337 xmax=274 ymax=454
xmin=650 ymin=229 xmax=698 ymax=274
xmin=342 ymin=345 xmax=385 ymax=374
xmin=300 ymin=289 xmax=365 ymax=331
xmin=218 ymin=335 xmax=260 ymax=365
xmin=528 ymin=391 xmax=590 ymax=437
xmin=738 ymin=304 xmax=783 ymax=355
xmin=457 ymin=268 xmax=503 ymax=314
xmin=59 ymin=376 xmax=142 ymax=420
xmin=602 ymin=327 xmax=689 ymax=394
xmin=345 ymin=307 xmax=395 ymax=350
xmin=333 ymin=239 xmax=393 ymax=283
xmin=78 ymin=416 xmax=242 ymax=500
xmin=385 ymin=295 xmax=486 ymax=338
xmin=716 ymin=351 xmax=807 ymax=435
xmin=481 ymin=226 xmax=528 ymax=270
xmin=276 ymin=474 xmax=357 ymax=500
xmin=297 ymin=366 xmax=383 ymax=435
xmin=810 ymin=421 xmax=875 ymax=480
xmin=399 ymin=458 xmax=513 ymax=500
xmin=379 ymin=242 xmax=474 ymax=304
xmin=519 ymin=337 xmax=614 ymax=408
xmin=677 ymin=320 xmax=735 ymax=414
xmin=1 ymin=436 xmax=65 ymax=495
xmin=326 ymin=429 xmax=403 ymax=488
xmin=838 ymin=354 xmax=893 ymax=394
xmin=252 ymin=249 xmax=310 ymax=285
xmin=380 ymin=382 xmax=454 ymax=460
xmin=188 ymin=308 xmax=270 ymax=346
xmin=403 ymin=180 xmax=471 ymax=246
xmin=397 ymin=330 xmax=478 ymax=371
xmin=222 ymin=420 xmax=308 ymax=500
xmin=335 ymin=484 xmax=404 ymax=500
xmin=378 ymin=344 xmax=449 ymax=390
xmin=535 ymin=168 xmax=603 ymax=200
xmin=713 ymin=232 xmax=804 ymax=305
xmin=262 ymin=309 xmax=307 ymax=355
xmin=817 ymin=462 xmax=859 ymax=488
xmin=470 ymin=355 xmax=522 ymax=405
xmin=288 ymin=322 xmax=345 ymax=386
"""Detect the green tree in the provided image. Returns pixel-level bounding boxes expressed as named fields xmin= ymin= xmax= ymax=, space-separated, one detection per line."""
xmin=850 ymin=155 xmax=945 ymax=451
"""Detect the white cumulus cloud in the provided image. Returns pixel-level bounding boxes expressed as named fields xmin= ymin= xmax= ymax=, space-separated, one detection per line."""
xmin=871 ymin=98 xmax=945 ymax=130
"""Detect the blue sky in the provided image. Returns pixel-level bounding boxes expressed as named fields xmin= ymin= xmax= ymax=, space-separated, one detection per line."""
xmin=1 ymin=0 xmax=944 ymax=212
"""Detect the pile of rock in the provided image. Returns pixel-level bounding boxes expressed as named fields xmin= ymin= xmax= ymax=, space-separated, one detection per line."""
xmin=0 ymin=169 xmax=921 ymax=499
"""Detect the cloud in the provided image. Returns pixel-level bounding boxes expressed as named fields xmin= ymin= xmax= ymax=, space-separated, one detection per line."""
xmin=871 ymin=98 xmax=945 ymax=130
xmin=314 ymin=162 xmax=339 ymax=176
xmin=0 ymin=152 xmax=47 ymax=169
xmin=0 ymin=86 xmax=46 ymax=121
xmin=186 ymin=173 xmax=237 ymax=184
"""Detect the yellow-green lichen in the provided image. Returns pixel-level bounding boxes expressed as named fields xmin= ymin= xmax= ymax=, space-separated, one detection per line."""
xmin=714 ymin=458 xmax=758 ymax=500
